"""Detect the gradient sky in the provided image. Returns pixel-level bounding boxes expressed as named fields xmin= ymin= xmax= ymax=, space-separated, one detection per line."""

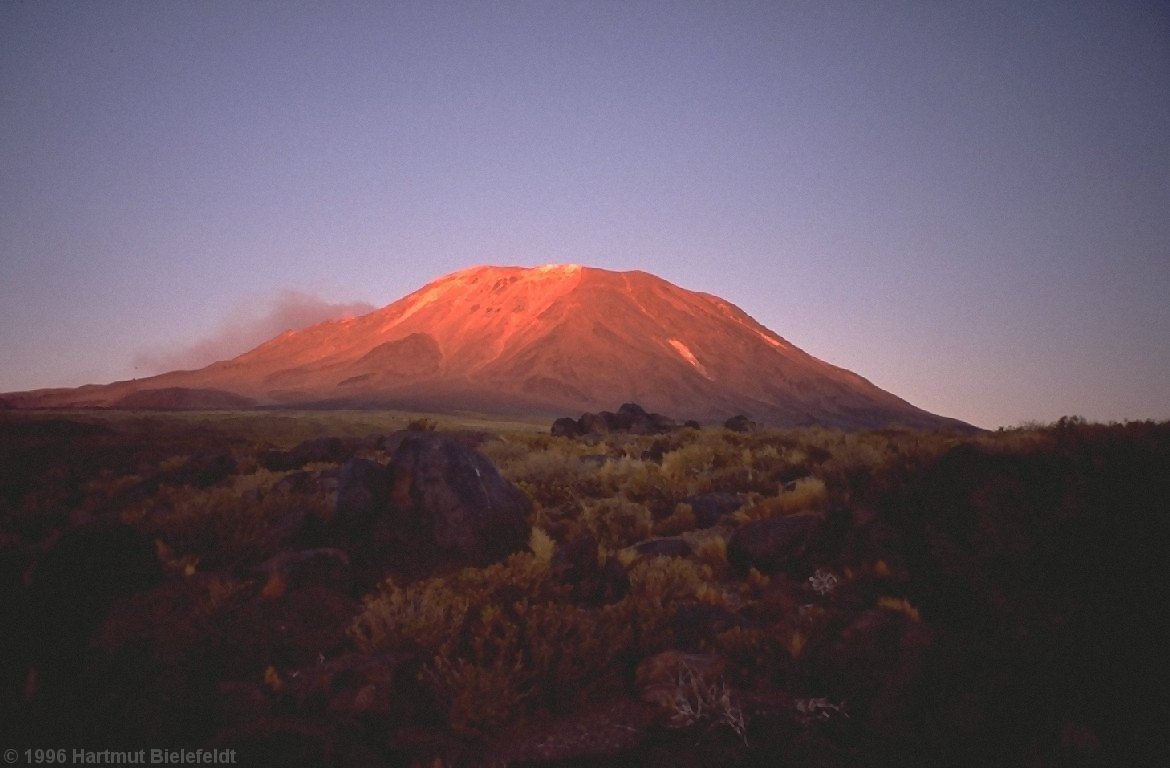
xmin=2 ymin=1 xmax=1168 ymax=429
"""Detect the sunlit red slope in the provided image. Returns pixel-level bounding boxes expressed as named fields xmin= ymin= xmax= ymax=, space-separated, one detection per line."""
xmin=5 ymin=265 xmax=970 ymax=429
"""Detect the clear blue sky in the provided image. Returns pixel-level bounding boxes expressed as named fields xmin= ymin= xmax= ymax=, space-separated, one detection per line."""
xmin=2 ymin=1 xmax=1167 ymax=429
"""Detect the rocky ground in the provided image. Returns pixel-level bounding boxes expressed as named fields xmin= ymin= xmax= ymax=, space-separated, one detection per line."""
xmin=1 ymin=410 xmax=1167 ymax=766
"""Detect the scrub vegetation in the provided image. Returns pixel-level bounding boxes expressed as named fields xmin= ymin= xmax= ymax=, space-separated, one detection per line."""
xmin=1 ymin=410 xmax=1167 ymax=766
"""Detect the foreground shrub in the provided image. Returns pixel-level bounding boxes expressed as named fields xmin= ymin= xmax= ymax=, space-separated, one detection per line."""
xmin=351 ymin=552 xmax=629 ymax=731
xmin=143 ymin=483 xmax=325 ymax=568
xmin=582 ymin=497 xmax=653 ymax=550
xmin=349 ymin=548 xmax=724 ymax=733
xmin=734 ymin=477 xmax=827 ymax=522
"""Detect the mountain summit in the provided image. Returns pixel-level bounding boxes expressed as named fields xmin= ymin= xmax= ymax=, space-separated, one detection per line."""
xmin=6 ymin=265 xmax=969 ymax=430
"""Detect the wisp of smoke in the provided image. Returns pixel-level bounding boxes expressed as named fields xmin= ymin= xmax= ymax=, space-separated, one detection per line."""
xmin=133 ymin=290 xmax=376 ymax=374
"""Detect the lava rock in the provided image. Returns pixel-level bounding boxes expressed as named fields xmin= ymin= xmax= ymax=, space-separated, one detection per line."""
xmin=550 ymin=417 xmax=580 ymax=438
xmin=682 ymin=492 xmax=748 ymax=527
xmin=555 ymin=403 xmax=684 ymax=437
xmin=727 ymin=513 xmax=817 ymax=575
xmin=577 ymin=411 xmax=610 ymax=435
xmin=386 ymin=431 xmax=532 ymax=566
xmin=333 ymin=458 xmax=392 ymax=541
xmin=724 ymin=414 xmax=758 ymax=433
xmin=615 ymin=402 xmax=655 ymax=434
xmin=634 ymin=537 xmax=694 ymax=558
xmin=332 ymin=435 xmax=533 ymax=581
xmin=255 ymin=548 xmax=352 ymax=598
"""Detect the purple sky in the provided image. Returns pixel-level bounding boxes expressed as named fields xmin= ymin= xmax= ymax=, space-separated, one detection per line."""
xmin=2 ymin=1 xmax=1167 ymax=428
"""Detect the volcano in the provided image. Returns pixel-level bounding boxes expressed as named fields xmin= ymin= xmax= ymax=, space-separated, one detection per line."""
xmin=5 ymin=265 xmax=970 ymax=430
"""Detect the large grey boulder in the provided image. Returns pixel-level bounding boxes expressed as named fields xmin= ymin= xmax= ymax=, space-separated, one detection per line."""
xmin=333 ymin=458 xmax=391 ymax=540
xmin=550 ymin=417 xmax=580 ymax=438
xmin=334 ymin=432 xmax=531 ymax=579
xmin=388 ymin=432 xmax=531 ymax=565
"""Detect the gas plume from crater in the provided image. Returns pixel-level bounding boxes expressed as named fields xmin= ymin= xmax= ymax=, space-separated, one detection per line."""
xmin=133 ymin=290 xmax=377 ymax=374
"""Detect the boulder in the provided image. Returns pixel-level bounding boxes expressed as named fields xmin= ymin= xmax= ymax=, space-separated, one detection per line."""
xmin=550 ymin=417 xmax=580 ymax=438
xmin=333 ymin=458 xmax=392 ymax=540
xmin=255 ymin=548 xmax=352 ymax=598
xmin=727 ymin=513 xmax=817 ymax=575
xmin=616 ymin=402 xmax=656 ymax=434
xmin=333 ymin=437 xmax=532 ymax=580
xmin=633 ymin=537 xmax=693 ymax=559
xmin=682 ymin=492 xmax=748 ymax=528
xmin=385 ymin=432 xmax=532 ymax=567
xmin=724 ymin=414 xmax=758 ymax=433
xmin=577 ymin=411 xmax=610 ymax=435
xmin=555 ymin=404 xmax=683 ymax=437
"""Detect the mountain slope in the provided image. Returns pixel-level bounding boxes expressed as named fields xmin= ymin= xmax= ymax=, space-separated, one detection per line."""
xmin=5 ymin=265 xmax=970 ymax=430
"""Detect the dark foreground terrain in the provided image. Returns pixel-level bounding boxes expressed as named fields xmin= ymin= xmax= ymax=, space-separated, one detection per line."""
xmin=2 ymin=409 xmax=1167 ymax=767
